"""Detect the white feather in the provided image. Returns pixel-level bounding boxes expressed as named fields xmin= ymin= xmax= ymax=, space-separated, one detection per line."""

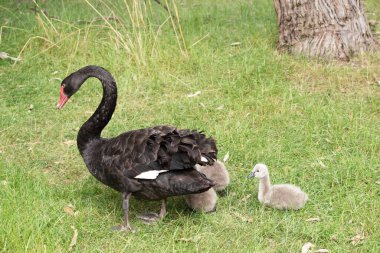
xmin=223 ymin=152 xmax=229 ymax=162
xmin=134 ymin=170 xmax=168 ymax=180
xmin=201 ymin=156 xmax=208 ymax=162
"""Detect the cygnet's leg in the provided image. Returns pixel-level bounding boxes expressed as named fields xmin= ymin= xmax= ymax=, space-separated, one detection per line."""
xmin=112 ymin=192 xmax=135 ymax=232
xmin=137 ymin=199 xmax=167 ymax=224
xmin=217 ymin=188 xmax=228 ymax=197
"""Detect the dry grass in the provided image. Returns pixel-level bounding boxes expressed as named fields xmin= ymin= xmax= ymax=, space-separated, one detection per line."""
xmin=291 ymin=53 xmax=380 ymax=96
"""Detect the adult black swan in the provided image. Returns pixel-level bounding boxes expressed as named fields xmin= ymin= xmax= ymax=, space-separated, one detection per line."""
xmin=57 ymin=66 xmax=217 ymax=231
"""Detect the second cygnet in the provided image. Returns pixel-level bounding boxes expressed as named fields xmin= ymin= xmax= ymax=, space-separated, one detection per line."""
xmin=248 ymin=163 xmax=308 ymax=210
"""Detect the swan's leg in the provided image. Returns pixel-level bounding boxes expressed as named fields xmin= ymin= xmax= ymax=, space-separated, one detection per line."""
xmin=112 ymin=192 xmax=135 ymax=232
xmin=159 ymin=198 xmax=167 ymax=217
xmin=137 ymin=199 xmax=167 ymax=224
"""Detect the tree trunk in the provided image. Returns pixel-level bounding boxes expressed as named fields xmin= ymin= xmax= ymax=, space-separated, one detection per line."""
xmin=273 ymin=0 xmax=378 ymax=61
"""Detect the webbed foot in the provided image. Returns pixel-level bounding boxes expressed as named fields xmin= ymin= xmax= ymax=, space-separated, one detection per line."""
xmin=137 ymin=199 xmax=167 ymax=225
xmin=111 ymin=224 xmax=136 ymax=233
xmin=137 ymin=212 xmax=162 ymax=224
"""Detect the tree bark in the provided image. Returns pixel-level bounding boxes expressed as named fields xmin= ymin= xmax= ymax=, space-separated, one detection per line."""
xmin=274 ymin=0 xmax=378 ymax=61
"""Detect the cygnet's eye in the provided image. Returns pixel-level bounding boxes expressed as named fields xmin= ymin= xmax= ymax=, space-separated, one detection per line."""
xmin=256 ymin=170 xmax=260 ymax=173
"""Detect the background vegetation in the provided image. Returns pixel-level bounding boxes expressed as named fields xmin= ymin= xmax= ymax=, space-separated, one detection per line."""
xmin=0 ymin=0 xmax=379 ymax=252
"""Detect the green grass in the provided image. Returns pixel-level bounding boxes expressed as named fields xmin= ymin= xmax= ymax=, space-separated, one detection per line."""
xmin=1 ymin=0 xmax=379 ymax=252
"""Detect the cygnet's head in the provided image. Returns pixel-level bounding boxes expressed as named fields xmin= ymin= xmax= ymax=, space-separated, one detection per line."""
xmin=248 ymin=163 xmax=269 ymax=179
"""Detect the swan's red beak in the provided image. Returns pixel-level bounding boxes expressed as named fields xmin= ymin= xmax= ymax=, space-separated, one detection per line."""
xmin=57 ymin=85 xmax=69 ymax=109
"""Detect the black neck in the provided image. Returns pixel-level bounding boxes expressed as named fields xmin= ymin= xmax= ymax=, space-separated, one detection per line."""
xmin=76 ymin=66 xmax=117 ymax=155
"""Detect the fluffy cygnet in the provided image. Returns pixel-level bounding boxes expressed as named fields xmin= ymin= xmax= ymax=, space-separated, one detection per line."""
xmin=185 ymin=188 xmax=218 ymax=213
xmin=185 ymin=160 xmax=230 ymax=212
xmin=248 ymin=163 xmax=308 ymax=210
xmin=195 ymin=160 xmax=230 ymax=192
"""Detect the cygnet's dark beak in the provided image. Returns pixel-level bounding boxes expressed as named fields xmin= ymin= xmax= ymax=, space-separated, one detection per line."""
xmin=248 ymin=171 xmax=255 ymax=178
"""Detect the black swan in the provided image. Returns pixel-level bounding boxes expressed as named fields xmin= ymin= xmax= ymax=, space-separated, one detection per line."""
xmin=57 ymin=65 xmax=217 ymax=231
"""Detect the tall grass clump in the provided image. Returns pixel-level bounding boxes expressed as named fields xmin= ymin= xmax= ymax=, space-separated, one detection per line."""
xmin=11 ymin=0 xmax=187 ymax=69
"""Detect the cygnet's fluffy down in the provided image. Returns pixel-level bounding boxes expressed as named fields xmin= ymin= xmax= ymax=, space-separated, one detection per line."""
xmin=185 ymin=160 xmax=229 ymax=212
xmin=195 ymin=160 xmax=230 ymax=192
xmin=185 ymin=188 xmax=218 ymax=213
xmin=248 ymin=163 xmax=308 ymax=210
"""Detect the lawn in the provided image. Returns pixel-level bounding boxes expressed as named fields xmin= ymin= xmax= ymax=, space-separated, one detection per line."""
xmin=0 ymin=0 xmax=379 ymax=252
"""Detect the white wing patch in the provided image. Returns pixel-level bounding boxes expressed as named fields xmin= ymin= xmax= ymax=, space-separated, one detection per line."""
xmin=134 ymin=170 xmax=168 ymax=180
xmin=201 ymin=156 xmax=208 ymax=162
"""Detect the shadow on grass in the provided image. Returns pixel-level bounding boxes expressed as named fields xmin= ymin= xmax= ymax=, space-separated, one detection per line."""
xmin=76 ymin=177 xmax=212 ymax=223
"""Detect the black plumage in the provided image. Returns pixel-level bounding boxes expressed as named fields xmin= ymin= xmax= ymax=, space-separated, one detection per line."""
xmin=57 ymin=65 xmax=217 ymax=231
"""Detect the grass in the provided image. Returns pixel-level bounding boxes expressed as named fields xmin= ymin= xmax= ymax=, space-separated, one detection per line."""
xmin=0 ymin=0 xmax=379 ymax=252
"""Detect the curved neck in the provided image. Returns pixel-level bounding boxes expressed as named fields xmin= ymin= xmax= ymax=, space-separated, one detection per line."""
xmin=76 ymin=66 xmax=117 ymax=155
xmin=259 ymin=174 xmax=271 ymax=198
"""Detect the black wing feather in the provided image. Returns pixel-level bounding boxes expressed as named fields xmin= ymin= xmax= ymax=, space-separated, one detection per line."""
xmin=100 ymin=125 xmax=217 ymax=177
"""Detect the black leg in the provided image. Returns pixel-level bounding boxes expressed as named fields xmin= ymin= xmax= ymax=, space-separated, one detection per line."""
xmin=112 ymin=192 xmax=135 ymax=232
xmin=159 ymin=198 xmax=167 ymax=218
xmin=122 ymin=192 xmax=132 ymax=229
